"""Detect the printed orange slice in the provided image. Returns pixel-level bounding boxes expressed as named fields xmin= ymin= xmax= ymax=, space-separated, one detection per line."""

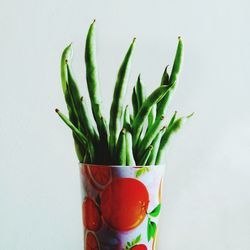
xmin=82 ymin=197 xmax=102 ymax=231
xmin=86 ymin=165 xmax=112 ymax=191
xmin=131 ymin=245 xmax=147 ymax=250
xmin=100 ymin=178 xmax=149 ymax=231
xmin=85 ymin=231 xmax=100 ymax=250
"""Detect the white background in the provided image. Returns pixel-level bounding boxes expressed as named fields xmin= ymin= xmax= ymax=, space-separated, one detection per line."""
xmin=1 ymin=0 xmax=250 ymax=249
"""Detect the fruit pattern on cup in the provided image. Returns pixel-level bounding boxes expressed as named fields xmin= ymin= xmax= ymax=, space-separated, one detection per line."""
xmin=82 ymin=166 xmax=162 ymax=249
xmin=124 ymin=234 xmax=147 ymax=250
xmin=85 ymin=231 xmax=100 ymax=250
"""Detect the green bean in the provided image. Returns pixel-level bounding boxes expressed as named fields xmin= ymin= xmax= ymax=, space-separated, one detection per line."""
xmin=116 ymin=128 xmax=127 ymax=165
xmin=124 ymin=106 xmax=136 ymax=165
xmin=148 ymin=104 xmax=156 ymax=130
xmin=156 ymin=38 xmax=183 ymax=117
xmin=156 ymin=75 xmax=176 ymax=117
xmin=55 ymin=109 xmax=87 ymax=147
xmin=130 ymin=114 xmax=134 ymax=125
xmin=132 ymin=86 xmax=138 ymax=118
xmin=123 ymin=105 xmax=131 ymax=130
xmin=61 ymin=43 xmax=72 ymax=95
xmin=138 ymin=145 xmax=153 ymax=166
xmin=168 ymin=111 xmax=178 ymax=127
xmin=155 ymin=113 xmax=193 ymax=164
xmin=169 ymin=37 xmax=183 ymax=85
xmin=132 ymin=85 xmax=170 ymax=147
xmin=135 ymin=75 xmax=147 ymax=143
xmin=137 ymin=114 xmax=165 ymax=159
xmin=85 ymin=20 xmax=109 ymax=152
xmin=60 ymin=45 xmax=84 ymax=162
xmin=135 ymin=75 xmax=145 ymax=108
xmin=109 ymin=38 xmax=136 ymax=156
xmin=66 ymin=64 xmax=97 ymax=140
xmin=147 ymin=126 xmax=166 ymax=165
xmin=160 ymin=66 xmax=170 ymax=86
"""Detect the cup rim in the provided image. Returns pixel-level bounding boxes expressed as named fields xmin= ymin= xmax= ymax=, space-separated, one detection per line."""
xmin=79 ymin=163 xmax=165 ymax=168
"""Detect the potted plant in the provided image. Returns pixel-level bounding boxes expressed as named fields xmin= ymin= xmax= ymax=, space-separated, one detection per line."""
xmin=55 ymin=20 xmax=192 ymax=250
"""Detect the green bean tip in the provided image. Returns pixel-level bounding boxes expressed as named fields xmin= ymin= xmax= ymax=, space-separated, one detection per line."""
xmin=187 ymin=112 xmax=194 ymax=118
xmin=55 ymin=108 xmax=59 ymax=113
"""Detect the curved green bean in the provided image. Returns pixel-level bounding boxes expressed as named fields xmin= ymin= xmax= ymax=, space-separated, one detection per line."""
xmin=155 ymin=113 xmax=193 ymax=164
xmin=148 ymin=104 xmax=156 ymax=130
xmin=124 ymin=106 xmax=135 ymax=165
xmin=132 ymin=85 xmax=169 ymax=147
xmin=109 ymin=38 xmax=136 ymax=156
xmin=132 ymin=86 xmax=138 ymax=118
xmin=136 ymin=75 xmax=145 ymax=108
xmin=169 ymin=37 xmax=183 ymax=85
xmin=67 ymin=64 xmax=97 ymax=140
xmin=116 ymin=128 xmax=127 ymax=165
xmin=156 ymin=38 xmax=183 ymax=117
xmin=61 ymin=43 xmax=72 ymax=94
xmin=160 ymin=66 xmax=170 ymax=86
xmin=138 ymin=145 xmax=153 ymax=166
xmin=137 ymin=115 xmax=165 ymax=159
xmin=147 ymin=126 xmax=166 ymax=165
xmin=60 ymin=45 xmax=85 ymax=162
xmin=85 ymin=20 xmax=109 ymax=151
xmin=55 ymin=109 xmax=87 ymax=147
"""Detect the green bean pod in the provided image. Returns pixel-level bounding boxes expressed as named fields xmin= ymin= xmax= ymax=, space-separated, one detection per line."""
xmin=60 ymin=45 xmax=85 ymax=162
xmin=148 ymin=104 xmax=156 ymax=129
xmin=66 ymin=64 xmax=97 ymax=140
xmin=85 ymin=21 xmax=109 ymax=152
xmin=146 ymin=126 xmax=166 ymax=165
xmin=123 ymin=106 xmax=136 ymax=165
xmin=156 ymin=38 xmax=183 ymax=117
xmin=137 ymin=114 xmax=165 ymax=160
xmin=132 ymin=85 xmax=170 ymax=147
xmin=116 ymin=128 xmax=127 ymax=165
xmin=169 ymin=37 xmax=183 ymax=85
xmin=155 ymin=113 xmax=193 ymax=164
xmin=168 ymin=111 xmax=178 ymax=127
xmin=156 ymin=72 xmax=176 ymax=117
xmin=132 ymin=86 xmax=139 ymax=118
xmin=109 ymin=38 xmax=136 ymax=156
xmin=55 ymin=109 xmax=87 ymax=147
xmin=160 ymin=66 xmax=170 ymax=86
xmin=138 ymin=145 xmax=153 ymax=166
xmin=135 ymin=75 xmax=145 ymax=108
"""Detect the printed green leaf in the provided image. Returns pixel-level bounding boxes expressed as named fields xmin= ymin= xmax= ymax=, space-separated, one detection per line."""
xmin=147 ymin=218 xmax=151 ymax=241
xmin=134 ymin=234 xmax=142 ymax=244
xmin=125 ymin=234 xmax=142 ymax=249
xmin=150 ymin=221 xmax=157 ymax=239
xmin=136 ymin=167 xmax=150 ymax=178
xmin=147 ymin=218 xmax=157 ymax=242
xmin=149 ymin=204 xmax=161 ymax=217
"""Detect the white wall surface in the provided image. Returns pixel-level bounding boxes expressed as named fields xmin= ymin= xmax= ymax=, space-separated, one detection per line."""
xmin=1 ymin=0 xmax=250 ymax=249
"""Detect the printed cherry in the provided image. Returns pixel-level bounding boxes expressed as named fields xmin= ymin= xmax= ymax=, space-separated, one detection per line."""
xmin=86 ymin=165 xmax=112 ymax=190
xmin=82 ymin=197 xmax=102 ymax=231
xmin=100 ymin=178 xmax=149 ymax=231
xmin=85 ymin=231 xmax=100 ymax=250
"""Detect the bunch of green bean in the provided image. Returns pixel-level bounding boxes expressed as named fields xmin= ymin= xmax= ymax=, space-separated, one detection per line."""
xmin=55 ymin=20 xmax=192 ymax=165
